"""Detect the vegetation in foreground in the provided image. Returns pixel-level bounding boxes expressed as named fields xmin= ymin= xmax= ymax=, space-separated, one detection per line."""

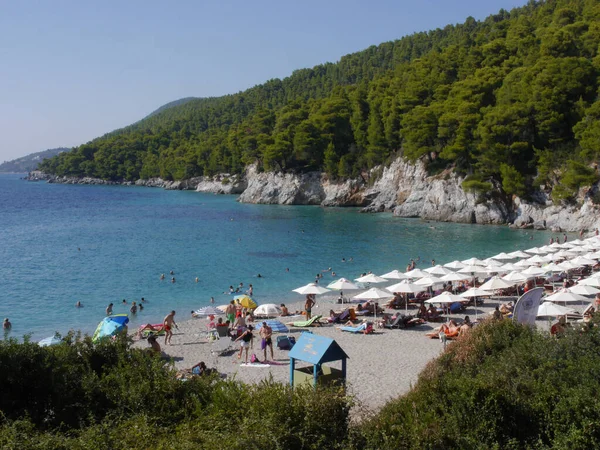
xmin=40 ymin=0 xmax=600 ymax=204
xmin=2 ymin=318 xmax=600 ymax=449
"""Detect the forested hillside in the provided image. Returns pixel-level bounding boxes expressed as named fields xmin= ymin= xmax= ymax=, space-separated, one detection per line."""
xmin=0 ymin=147 xmax=68 ymax=173
xmin=40 ymin=0 xmax=600 ymax=202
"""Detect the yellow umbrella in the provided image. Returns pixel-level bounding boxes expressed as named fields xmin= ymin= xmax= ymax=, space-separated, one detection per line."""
xmin=235 ymin=295 xmax=257 ymax=309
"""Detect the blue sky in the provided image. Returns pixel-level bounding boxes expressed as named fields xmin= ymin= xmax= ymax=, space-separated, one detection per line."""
xmin=0 ymin=0 xmax=527 ymax=161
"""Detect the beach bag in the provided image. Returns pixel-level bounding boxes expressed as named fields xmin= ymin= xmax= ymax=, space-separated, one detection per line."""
xmin=276 ymin=336 xmax=291 ymax=350
xmin=288 ymin=336 xmax=296 ymax=348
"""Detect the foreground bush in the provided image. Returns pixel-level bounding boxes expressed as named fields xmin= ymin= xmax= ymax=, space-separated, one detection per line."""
xmin=356 ymin=319 xmax=600 ymax=449
xmin=0 ymin=334 xmax=350 ymax=449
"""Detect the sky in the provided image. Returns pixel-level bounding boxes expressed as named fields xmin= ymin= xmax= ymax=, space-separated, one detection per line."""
xmin=0 ymin=0 xmax=528 ymax=162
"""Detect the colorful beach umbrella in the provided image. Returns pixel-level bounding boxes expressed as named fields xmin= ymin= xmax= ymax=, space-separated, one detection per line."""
xmin=254 ymin=320 xmax=289 ymax=333
xmin=235 ymin=295 xmax=258 ymax=309
xmin=92 ymin=314 xmax=129 ymax=342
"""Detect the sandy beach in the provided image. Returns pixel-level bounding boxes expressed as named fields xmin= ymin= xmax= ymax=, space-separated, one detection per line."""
xmin=132 ymin=293 xmax=503 ymax=411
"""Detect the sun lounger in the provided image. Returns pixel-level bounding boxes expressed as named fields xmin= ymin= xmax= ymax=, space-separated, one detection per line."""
xmin=340 ymin=323 xmax=371 ymax=333
xmin=289 ymin=315 xmax=322 ymax=327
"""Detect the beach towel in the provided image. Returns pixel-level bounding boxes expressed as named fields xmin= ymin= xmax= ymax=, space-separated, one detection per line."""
xmin=240 ymin=363 xmax=272 ymax=368
xmin=340 ymin=323 xmax=367 ymax=333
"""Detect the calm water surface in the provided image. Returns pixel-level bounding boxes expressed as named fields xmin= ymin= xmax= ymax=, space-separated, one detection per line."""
xmin=0 ymin=174 xmax=560 ymax=339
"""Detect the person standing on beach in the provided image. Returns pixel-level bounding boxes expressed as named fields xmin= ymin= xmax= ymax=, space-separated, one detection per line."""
xmin=106 ymin=303 xmax=113 ymax=315
xmin=260 ymin=322 xmax=274 ymax=362
xmin=225 ymin=301 xmax=236 ymax=329
xmin=305 ymin=295 xmax=315 ymax=319
xmin=163 ymin=311 xmax=177 ymax=345
xmin=234 ymin=325 xmax=254 ymax=363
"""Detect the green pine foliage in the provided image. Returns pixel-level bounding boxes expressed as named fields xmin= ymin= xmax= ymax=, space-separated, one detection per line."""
xmin=40 ymin=0 xmax=600 ymax=202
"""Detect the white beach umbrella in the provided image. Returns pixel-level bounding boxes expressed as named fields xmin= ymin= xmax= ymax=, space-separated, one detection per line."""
xmin=525 ymin=247 xmax=546 ymax=255
xmin=508 ymin=250 xmax=530 ymax=259
xmin=556 ymin=261 xmax=577 ymax=271
xmin=327 ymin=278 xmax=360 ymax=290
xmin=386 ymin=280 xmax=426 ymax=294
xmin=570 ymin=239 xmax=586 ymax=246
xmin=424 ymin=265 xmax=454 ymax=275
xmin=38 ymin=336 xmax=62 ymax=347
xmin=520 ymin=266 xmax=547 ymax=277
xmin=458 ymin=265 xmax=487 ymax=274
xmin=492 ymin=252 xmax=514 ymax=260
xmin=542 ymin=263 xmax=563 ymax=272
xmin=583 ymin=252 xmax=600 ymax=260
xmin=415 ymin=276 xmax=444 ymax=287
xmin=353 ymin=287 xmax=393 ymax=300
xmin=570 ymin=284 xmax=600 ymax=296
xmin=559 ymin=242 xmax=575 ymax=248
xmin=253 ymin=304 xmax=282 ymax=317
xmin=194 ymin=306 xmax=225 ymax=316
xmin=502 ymin=271 xmax=528 ymax=283
xmin=354 ymin=273 xmax=388 ymax=283
xmin=460 ymin=287 xmax=492 ymax=298
xmin=425 ymin=291 xmax=465 ymax=304
xmin=292 ymin=283 xmax=330 ymax=295
xmin=481 ymin=265 xmax=504 ymax=274
xmin=549 ymin=242 xmax=563 ymax=249
xmin=576 ymin=277 xmax=600 ymax=287
xmin=483 ymin=258 xmax=503 ymax=267
xmin=515 ymin=259 xmax=535 ymax=268
xmin=537 ymin=302 xmax=575 ymax=318
xmin=380 ymin=270 xmax=408 ymax=280
xmin=555 ymin=250 xmax=576 ymax=259
xmin=441 ymin=272 xmax=470 ymax=282
xmin=526 ymin=254 xmax=551 ymax=264
xmin=539 ymin=245 xmax=558 ymax=253
xmin=500 ymin=263 xmax=520 ymax=271
xmin=570 ymin=256 xmax=596 ymax=266
xmin=479 ymin=276 xmax=515 ymax=291
xmin=443 ymin=260 xmax=466 ymax=269
xmin=462 ymin=257 xmax=485 ymax=266
xmin=404 ymin=268 xmax=429 ymax=279
xmin=545 ymin=289 xmax=589 ymax=303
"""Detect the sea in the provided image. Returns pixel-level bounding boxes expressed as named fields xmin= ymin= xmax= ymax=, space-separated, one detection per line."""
xmin=0 ymin=173 xmax=560 ymax=340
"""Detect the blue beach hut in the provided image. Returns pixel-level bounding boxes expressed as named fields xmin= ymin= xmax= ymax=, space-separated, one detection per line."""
xmin=289 ymin=332 xmax=348 ymax=388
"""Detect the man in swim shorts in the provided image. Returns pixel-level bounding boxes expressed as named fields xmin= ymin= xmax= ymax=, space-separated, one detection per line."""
xmin=305 ymin=295 xmax=315 ymax=319
xmin=225 ymin=300 xmax=236 ymax=329
xmin=163 ymin=310 xmax=177 ymax=345
xmin=259 ymin=322 xmax=274 ymax=362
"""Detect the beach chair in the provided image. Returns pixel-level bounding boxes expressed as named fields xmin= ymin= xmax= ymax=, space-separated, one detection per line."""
xmin=289 ymin=315 xmax=322 ymax=327
xmin=383 ymin=315 xmax=404 ymax=329
xmin=216 ymin=326 xmax=229 ymax=338
xmin=340 ymin=323 xmax=367 ymax=333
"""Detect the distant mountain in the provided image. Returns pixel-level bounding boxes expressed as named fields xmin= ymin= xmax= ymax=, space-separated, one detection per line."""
xmin=0 ymin=148 xmax=70 ymax=173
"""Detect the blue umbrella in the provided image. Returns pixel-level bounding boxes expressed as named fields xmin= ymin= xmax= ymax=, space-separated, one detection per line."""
xmin=93 ymin=314 xmax=129 ymax=342
xmin=38 ymin=335 xmax=62 ymax=347
xmin=254 ymin=320 xmax=288 ymax=333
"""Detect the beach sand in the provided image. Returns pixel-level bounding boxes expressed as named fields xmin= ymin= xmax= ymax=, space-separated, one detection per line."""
xmin=132 ymin=294 xmax=502 ymax=411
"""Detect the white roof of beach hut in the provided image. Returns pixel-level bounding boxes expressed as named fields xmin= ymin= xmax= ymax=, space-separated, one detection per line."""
xmin=569 ymin=284 xmax=600 ymax=296
xmin=537 ymin=302 xmax=575 ymax=318
xmin=379 ymin=270 xmax=408 ymax=280
xmin=479 ymin=276 xmax=515 ymax=290
xmin=502 ymin=271 xmax=528 ymax=282
xmin=385 ymin=280 xmax=426 ymax=293
xmin=354 ymin=274 xmax=388 ymax=283
xmin=404 ymin=268 xmax=429 ymax=278
xmin=545 ymin=289 xmax=589 ymax=303
xmin=443 ymin=260 xmax=466 ymax=269
xmin=425 ymin=291 xmax=465 ymax=304
xmin=424 ymin=265 xmax=454 ymax=275
xmin=327 ymin=278 xmax=360 ymax=290
xmin=461 ymin=257 xmax=485 ymax=265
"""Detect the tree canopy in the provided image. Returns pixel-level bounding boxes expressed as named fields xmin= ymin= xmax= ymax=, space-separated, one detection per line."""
xmin=40 ymin=0 xmax=600 ymax=202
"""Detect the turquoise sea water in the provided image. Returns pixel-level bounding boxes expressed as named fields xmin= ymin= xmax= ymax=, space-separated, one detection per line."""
xmin=0 ymin=173 xmax=560 ymax=339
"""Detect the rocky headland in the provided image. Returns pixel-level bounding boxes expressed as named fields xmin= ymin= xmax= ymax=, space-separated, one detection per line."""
xmin=27 ymin=157 xmax=600 ymax=232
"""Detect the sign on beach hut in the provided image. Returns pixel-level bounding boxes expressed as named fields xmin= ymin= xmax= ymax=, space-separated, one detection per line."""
xmin=289 ymin=332 xmax=348 ymax=388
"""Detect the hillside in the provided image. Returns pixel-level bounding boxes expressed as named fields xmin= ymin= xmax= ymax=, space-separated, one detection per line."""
xmin=0 ymin=147 xmax=68 ymax=173
xmin=142 ymin=97 xmax=199 ymax=119
xmin=40 ymin=0 xmax=600 ymax=203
